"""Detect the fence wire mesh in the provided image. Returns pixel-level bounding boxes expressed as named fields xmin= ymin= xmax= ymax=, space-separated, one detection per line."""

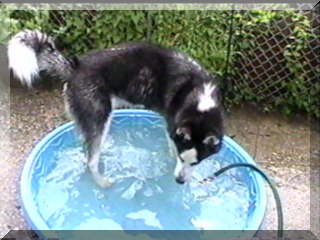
xmin=6 ymin=8 xmax=320 ymax=116
xmin=230 ymin=9 xmax=319 ymax=104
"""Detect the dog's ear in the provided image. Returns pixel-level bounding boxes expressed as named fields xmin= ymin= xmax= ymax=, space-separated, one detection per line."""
xmin=176 ymin=126 xmax=191 ymax=141
xmin=70 ymin=56 xmax=79 ymax=69
xmin=203 ymin=135 xmax=220 ymax=147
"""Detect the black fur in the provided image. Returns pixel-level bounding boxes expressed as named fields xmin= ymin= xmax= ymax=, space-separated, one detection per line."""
xmin=67 ymin=43 xmax=223 ymax=167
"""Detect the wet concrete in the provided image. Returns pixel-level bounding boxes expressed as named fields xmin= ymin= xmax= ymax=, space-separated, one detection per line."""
xmin=0 ymin=87 xmax=319 ymax=238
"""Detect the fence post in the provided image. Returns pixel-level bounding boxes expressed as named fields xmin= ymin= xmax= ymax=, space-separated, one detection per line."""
xmin=224 ymin=8 xmax=235 ymax=77
xmin=146 ymin=10 xmax=153 ymax=42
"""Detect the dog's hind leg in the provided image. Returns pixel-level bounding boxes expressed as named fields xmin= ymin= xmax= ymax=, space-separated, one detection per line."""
xmin=67 ymin=85 xmax=112 ymax=188
xmin=87 ymin=122 xmax=112 ymax=188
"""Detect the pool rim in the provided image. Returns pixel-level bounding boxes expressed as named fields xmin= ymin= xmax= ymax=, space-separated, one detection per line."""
xmin=20 ymin=109 xmax=267 ymax=232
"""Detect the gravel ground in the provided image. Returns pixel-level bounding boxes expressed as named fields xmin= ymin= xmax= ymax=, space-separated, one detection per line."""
xmin=1 ymin=87 xmax=66 ymax=237
xmin=1 ymin=86 xmax=319 ymax=238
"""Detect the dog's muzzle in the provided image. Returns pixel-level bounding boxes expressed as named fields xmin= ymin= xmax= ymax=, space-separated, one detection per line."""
xmin=174 ymin=163 xmax=195 ymax=184
xmin=175 ymin=175 xmax=186 ymax=184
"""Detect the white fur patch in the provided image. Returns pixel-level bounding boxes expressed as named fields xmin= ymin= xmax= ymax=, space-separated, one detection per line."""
xmin=7 ymin=31 xmax=40 ymax=87
xmin=111 ymin=96 xmax=144 ymax=109
xmin=174 ymin=161 xmax=195 ymax=182
xmin=174 ymin=52 xmax=202 ymax=70
xmin=102 ymin=113 xmax=113 ymax=142
xmin=175 ymin=148 xmax=198 ymax=180
xmin=109 ymin=47 xmax=126 ymax=51
xmin=62 ymin=82 xmax=72 ymax=119
xmin=197 ymin=83 xmax=217 ymax=112
xmin=174 ymin=156 xmax=184 ymax=177
xmin=180 ymin=148 xmax=198 ymax=164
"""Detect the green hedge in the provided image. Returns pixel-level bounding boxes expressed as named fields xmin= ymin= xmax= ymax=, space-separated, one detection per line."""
xmin=2 ymin=9 xmax=319 ymax=118
xmin=4 ymin=10 xmax=230 ymax=75
xmin=149 ymin=11 xmax=230 ymax=76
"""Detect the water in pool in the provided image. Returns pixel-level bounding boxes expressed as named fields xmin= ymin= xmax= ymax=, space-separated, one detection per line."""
xmin=34 ymin=113 xmax=251 ymax=231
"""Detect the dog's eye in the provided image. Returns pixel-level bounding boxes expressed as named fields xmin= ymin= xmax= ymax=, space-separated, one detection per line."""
xmin=176 ymin=127 xmax=191 ymax=142
xmin=45 ymin=43 xmax=54 ymax=52
xmin=203 ymin=135 xmax=220 ymax=147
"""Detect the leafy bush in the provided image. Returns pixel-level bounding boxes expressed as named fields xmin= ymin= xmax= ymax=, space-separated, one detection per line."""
xmin=150 ymin=10 xmax=230 ymax=76
xmin=6 ymin=10 xmax=149 ymax=55
xmin=0 ymin=10 xmax=19 ymax=44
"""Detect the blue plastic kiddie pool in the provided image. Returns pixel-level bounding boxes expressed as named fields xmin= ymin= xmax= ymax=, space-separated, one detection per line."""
xmin=20 ymin=110 xmax=266 ymax=240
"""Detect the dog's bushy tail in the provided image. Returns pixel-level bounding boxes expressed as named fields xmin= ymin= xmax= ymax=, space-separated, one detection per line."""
xmin=7 ymin=29 xmax=77 ymax=87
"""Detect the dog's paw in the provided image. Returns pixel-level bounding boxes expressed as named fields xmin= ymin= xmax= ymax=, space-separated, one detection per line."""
xmin=95 ymin=176 xmax=112 ymax=188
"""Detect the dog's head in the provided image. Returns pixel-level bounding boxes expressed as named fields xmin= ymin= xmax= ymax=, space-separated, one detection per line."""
xmin=172 ymin=81 xmax=224 ymax=183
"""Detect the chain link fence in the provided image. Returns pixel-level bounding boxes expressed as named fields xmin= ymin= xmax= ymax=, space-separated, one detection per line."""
xmin=6 ymin=8 xmax=320 ymax=117
xmin=229 ymin=9 xmax=319 ymax=111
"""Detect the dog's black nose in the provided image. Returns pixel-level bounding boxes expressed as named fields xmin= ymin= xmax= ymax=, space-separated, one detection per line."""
xmin=175 ymin=176 xmax=185 ymax=184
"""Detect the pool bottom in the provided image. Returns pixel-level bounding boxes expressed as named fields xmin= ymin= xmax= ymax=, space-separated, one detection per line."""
xmin=21 ymin=110 xmax=266 ymax=238
xmin=33 ymin=115 xmax=250 ymax=231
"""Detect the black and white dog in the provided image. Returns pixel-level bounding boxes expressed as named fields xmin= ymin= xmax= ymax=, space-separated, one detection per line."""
xmin=8 ymin=30 xmax=224 ymax=187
